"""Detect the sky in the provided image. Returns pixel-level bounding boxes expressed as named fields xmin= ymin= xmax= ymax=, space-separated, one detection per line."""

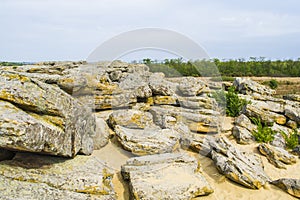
xmin=1 ymin=0 xmax=300 ymax=62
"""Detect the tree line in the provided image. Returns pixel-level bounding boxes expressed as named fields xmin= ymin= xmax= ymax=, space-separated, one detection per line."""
xmin=141 ymin=57 xmax=300 ymax=77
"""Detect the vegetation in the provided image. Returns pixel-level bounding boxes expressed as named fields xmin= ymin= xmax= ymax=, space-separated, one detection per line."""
xmin=268 ymin=79 xmax=279 ymax=89
xmin=251 ymin=117 xmax=276 ymax=143
xmin=0 ymin=62 xmax=24 ymax=66
xmin=210 ymin=76 xmax=235 ymax=82
xmin=141 ymin=57 xmax=300 ymax=77
xmin=281 ymin=130 xmax=299 ymax=149
xmin=212 ymin=86 xmax=248 ymax=117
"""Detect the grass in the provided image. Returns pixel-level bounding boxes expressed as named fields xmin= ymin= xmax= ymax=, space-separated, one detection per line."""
xmin=251 ymin=117 xmax=276 ymax=143
xmin=281 ymin=129 xmax=299 ymax=149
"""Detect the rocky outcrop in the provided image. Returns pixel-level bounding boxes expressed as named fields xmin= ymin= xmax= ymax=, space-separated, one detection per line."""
xmin=272 ymin=178 xmax=300 ymax=198
xmin=191 ymin=136 xmax=270 ymax=189
xmin=93 ymin=117 xmax=111 ymax=150
xmin=0 ymin=71 xmax=95 ymax=157
xmin=177 ymin=77 xmax=207 ymax=96
xmin=121 ymin=153 xmax=213 ymax=199
xmin=0 ymin=152 xmax=115 ymax=199
xmin=258 ymin=143 xmax=297 ymax=169
xmin=232 ymin=114 xmax=256 ymax=144
xmin=233 ymin=77 xmax=275 ymax=96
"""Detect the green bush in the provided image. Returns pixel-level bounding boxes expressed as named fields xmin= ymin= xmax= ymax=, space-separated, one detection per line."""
xmin=281 ymin=130 xmax=299 ymax=149
xmin=212 ymin=86 xmax=248 ymax=117
xmin=269 ymin=79 xmax=278 ymax=89
xmin=251 ymin=117 xmax=276 ymax=143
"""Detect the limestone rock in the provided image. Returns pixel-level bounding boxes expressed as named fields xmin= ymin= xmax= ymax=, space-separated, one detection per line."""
xmin=286 ymin=120 xmax=298 ymax=129
xmin=0 ymin=152 xmax=116 ymax=199
xmin=258 ymin=143 xmax=297 ymax=169
xmin=152 ymin=96 xmax=178 ymax=105
xmin=121 ymin=153 xmax=213 ymax=199
xmin=272 ymin=178 xmax=300 ymax=198
xmin=284 ymin=94 xmax=300 ymax=102
xmin=0 ymin=71 xmax=95 ymax=157
xmin=108 ymin=109 xmax=154 ymax=129
xmin=93 ymin=117 xmax=111 ymax=150
xmin=177 ymin=77 xmax=207 ymax=96
xmin=232 ymin=126 xmax=254 ymax=144
xmin=243 ymin=104 xmax=286 ymax=126
xmin=233 ymin=77 xmax=275 ymax=96
xmin=178 ymin=96 xmax=216 ymax=109
xmin=285 ymin=106 xmax=300 ymax=125
xmin=235 ymin=114 xmax=256 ymax=131
xmin=191 ymin=136 xmax=270 ymax=189
xmin=148 ymin=73 xmax=175 ymax=96
xmin=114 ymin=125 xmax=180 ymax=156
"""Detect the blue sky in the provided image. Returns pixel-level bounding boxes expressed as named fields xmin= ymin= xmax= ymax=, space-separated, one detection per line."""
xmin=1 ymin=0 xmax=300 ymax=62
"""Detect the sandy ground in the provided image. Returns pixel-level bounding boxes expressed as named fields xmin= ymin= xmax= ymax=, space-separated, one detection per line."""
xmin=92 ymin=118 xmax=299 ymax=200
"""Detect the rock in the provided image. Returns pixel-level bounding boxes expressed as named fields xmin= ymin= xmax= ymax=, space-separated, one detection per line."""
xmin=258 ymin=143 xmax=297 ymax=169
xmin=177 ymin=96 xmax=216 ymax=109
xmin=152 ymin=96 xmax=178 ymax=105
xmin=292 ymin=145 xmax=300 ymax=158
xmin=243 ymin=104 xmax=286 ymax=126
xmin=285 ymin=106 xmax=300 ymax=125
xmin=232 ymin=126 xmax=254 ymax=144
xmin=121 ymin=153 xmax=213 ymax=199
xmin=286 ymin=120 xmax=298 ymax=129
xmin=235 ymin=114 xmax=256 ymax=131
xmin=114 ymin=125 xmax=180 ymax=156
xmin=150 ymin=105 xmax=220 ymax=133
xmin=109 ymin=70 xmax=122 ymax=82
xmin=284 ymin=94 xmax=300 ymax=102
xmin=0 ymin=71 xmax=95 ymax=157
xmin=177 ymin=77 xmax=207 ymax=96
xmin=272 ymin=178 xmax=300 ymax=198
xmin=148 ymin=73 xmax=175 ymax=96
xmin=271 ymin=133 xmax=286 ymax=148
xmin=191 ymin=136 xmax=270 ymax=189
xmin=93 ymin=92 xmax=137 ymax=110
xmin=0 ymin=152 xmax=116 ymax=199
xmin=233 ymin=77 xmax=275 ymax=96
xmin=135 ymin=85 xmax=152 ymax=98
xmin=108 ymin=109 xmax=154 ymax=129
xmin=0 ymin=149 xmax=15 ymax=161
xmin=93 ymin=117 xmax=111 ymax=150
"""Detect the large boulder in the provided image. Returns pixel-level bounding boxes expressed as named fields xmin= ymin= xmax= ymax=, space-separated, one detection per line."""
xmin=191 ymin=136 xmax=270 ymax=189
xmin=0 ymin=152 xmax=116 ymax=199
xmin=258 ymin=143 xmax=297 ymax=169
xmin=93 ymin=117 xmax=111 ymax=150
xmin=0 ymin=71 xmax=95 ymax=157
xmin=177 ymin=77 xmax=207 ymax=96
xmin=114 ymin=125 xmax=180 ymax=156
xmin=121 ymin=153 xmax=213 ymax=199
xmin=272 ymin=178 xmax=300 ymax=198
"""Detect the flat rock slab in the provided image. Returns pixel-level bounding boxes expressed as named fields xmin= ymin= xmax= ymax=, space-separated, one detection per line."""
xmin=258 ymin=143 xmax=297 ymax=169
xmin=272 ymin=178 xmax=300 ymax=198
xmin=121 ymin=153 xmax=213 ymax=200
xmin=191 ymin=136 xmax=270 ymax=189
xmin=0 ymin=152 xmax=116 ymax=199
xmin=115 ymin=125 xmax=180 ymax=156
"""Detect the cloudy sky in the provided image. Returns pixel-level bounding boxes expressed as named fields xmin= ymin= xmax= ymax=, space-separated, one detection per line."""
xmin=1 ymin=0 xmax=300 ymax=62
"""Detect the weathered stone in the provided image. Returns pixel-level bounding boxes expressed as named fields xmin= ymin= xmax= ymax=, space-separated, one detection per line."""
xmin=232 ymin=126 xmax=254 ymax=144
xmin=135 ymin=85 xmax=152 ymax=98
xmin=109 ymin=70 xmax=122 ymax=82
xmin=272 ymin=178 xmax=300 ymax=198
xmin=233 ymin=77 xmax=275 ymax=96
xmin=0 ymin=152 xmax=116 ymax=199
xmin=284 ymin=94 xmax=300 ymax=102
xmin=93 ymin=117 xmax=111 ymax=150
xmin=0 ymin=149 xmax=15 ymax=161
xmin=243 ymin=104 xmax=286 ymax=125
xmin=258 ymin=143 xmax=297 ymax=169
xmin=93 ymin=92 xmax=137 ymax=110
xmin=286 ymin=120 xmax=298 ymax=129
xmin=114 ymin=125 xmax=180 ymax=156
xmin=191 ymin=136 xmax=270 ymax=189
xmin=235 ymin=114 xmax=256 ymax=131
xmin=0 ymin=71 xmax=95 ymax=157
xmin=178 ymin=96 xmax=216 ymax=109
xmin=177 ymin=77 xmax=207 ymax=96
xmin=121 ymin=153 xmax=213 ymax=199
xmin=148 ymin=73 xmax=175 ymax=96
xmin=153 ymin=95 xmax=178 ymax=105
xmin=285 ymin=106 xmax=300 ymax=125
xmin=108 ymin=109 xmax=154 ymax=129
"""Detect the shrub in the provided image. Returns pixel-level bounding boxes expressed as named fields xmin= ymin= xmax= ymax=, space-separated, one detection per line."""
xmin=269 ymin=79 xmax=278 ymax=89
xmin=281 ymin=129 xmax=299 ymax=149
xmin=212 ymin=86 xmax=248 ymax=117
xmin=251 ymin=117 xmax=275 ymax=143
